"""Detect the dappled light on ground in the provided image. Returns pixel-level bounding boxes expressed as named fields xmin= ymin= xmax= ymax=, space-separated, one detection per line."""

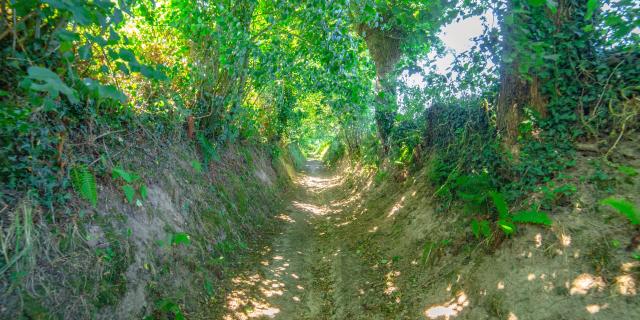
xmin=424 ymin=291 xmax=469 ymax=319
xmin=291 ymin=201 xmax=331 ymax=216
xmin=615 ymin=274 xmax=636 ymax=296
xmin=387 ymin=196 xmax=406 ymax=218
xmin=586 ymin=303 xmax=609 ymax=314
xmin=224 ymin=271 xmax=284 ymax=319
xmin=570 ymin=273 xmax=606 ymax=295
xmin=296 ymin=175 xmax=343 ymax=193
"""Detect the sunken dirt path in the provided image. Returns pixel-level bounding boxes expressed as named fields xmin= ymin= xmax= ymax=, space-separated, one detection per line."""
xmin=221 ymin=160 xmax=394 ymax=320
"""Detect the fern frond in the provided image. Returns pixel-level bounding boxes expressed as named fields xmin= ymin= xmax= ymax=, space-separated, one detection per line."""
xmin=71 ymin=165 xmax=98 ymax=207
xmin=600 ymin=197 xmax=639 ymax=225
xmin=512 ymin=210 xmax=552 ymax=226
xmin=489 ymin=191 xmax=509 ymax=218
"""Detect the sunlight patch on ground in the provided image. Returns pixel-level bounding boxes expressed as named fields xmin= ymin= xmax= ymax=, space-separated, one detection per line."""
xmin=586 ymin=303 xmax=609 ymax=314
xmin=225 ymin=272 xmax=284 ymax=320
xmin=569 ymin=273 xmax=605 ymax=295
xmin=292 ymin=201 xmax=330 ymax=216
xmin=297 ymin=174 xmax=342 ymax=192
xmin=559 ymin=233 xmax=572 ymax=247
xmin=614 ymin=274 xmax=636 ymax=296
xmin=424 ymin=291 xmax=469 ymax=319
xmin=330 ymin=190 xmax=364 ymax=209
xmin=384 ymin=271 xmax=401 ymax=296
xmin=275 ymin=213 xmax=295 ymax=223
xmin=387 ymin=196 xmax=406 ymax=218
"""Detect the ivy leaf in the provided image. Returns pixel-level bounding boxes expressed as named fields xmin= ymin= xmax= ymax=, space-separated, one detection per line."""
xmin=585 ymin=0 xmax=597 ymax=20
xmin=27 ymin=66 xmax=78 ymax=103
xmin=122 ymin=184 xmax=135 ymax=203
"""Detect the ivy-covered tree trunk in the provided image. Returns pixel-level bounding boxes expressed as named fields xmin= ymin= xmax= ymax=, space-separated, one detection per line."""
xmin=495 ymin=1 xmax=546 ymax=146
xmin=496 ymin=0 xmax=595 ymax=147
xmin=359 ymin=25 xmax=403 ymax=153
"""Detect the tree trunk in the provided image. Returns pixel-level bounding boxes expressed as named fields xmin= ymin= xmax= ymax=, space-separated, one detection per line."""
xmin=495 ymin=2 xmax=546 ymax=146
xmin=359 ymin=25 xmax=403 ymax=153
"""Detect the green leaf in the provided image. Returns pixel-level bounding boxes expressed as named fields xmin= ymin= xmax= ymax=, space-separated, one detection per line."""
xmin=585 ymin=0 xmax=597 ymax=20
xmin=545 ymin=0 xmax=558 ymax=14
xmin=527 ymin=0 xmax=546 ymax=7
xmin=70 ymin=165 xmax=98 ymax=207
xmin=512 ymin=210 xmax=552 ymax=226
xmin=112 ymin=167 xmax=139 ymax=183
xmin=600 ymin=197 xmax=640 ymax=225
xmin=470 ymin=219 xmax=491 ymax=238
xmin=191 ymin=160 xmax=203 ymax=173
xmin=122 ymin=184 xmax=135 ymax=203
xmin=204 ymin=279 xmax=214 ymax=297
xmin=489 ymin=191 xmax=509 ymax=218
xmin=617 ymin=165 xmax=638 ymax=177
xmin=27 ymin=66 xmax=78 ymax=103
xmin=171 ymin=232 xmax=191 ymax=246
xmin=139 ymin=185 xmax=148 ymax=199
xmin=480 ymin=220 xmax=491 ymax=237
xmin=79 ymin=43 xmax=92 ymax=60
xmin=471 ymin=220 xmax=480 ymax=238
xmin=420 ymin=241 xmax=434 ymax=265
xmin=497 ymin=219 xmax=516 ymax=235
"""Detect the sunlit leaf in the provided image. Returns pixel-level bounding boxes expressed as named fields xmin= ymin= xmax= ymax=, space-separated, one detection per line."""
xmin=122 ymin=184 xmax=135 ymax=203
xmin=585 ymin=0 xmax=598 ymax=20
xmin=512 ymin=210 xmax=552 ymax=226
xmin=171 ymin=232 xmax=191 ymax=246
xmin=600 ymin=197 xmax=640 ymax=225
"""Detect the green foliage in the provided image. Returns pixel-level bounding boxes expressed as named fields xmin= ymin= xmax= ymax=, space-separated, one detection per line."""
xmin=600 ymin=197 xmax=640 ymax=225
xmin=617 ymin=165 xmax=638 ymax=177
xmin=26 ymin=67 xmax=78 ymax=103
xmin=197 ymin=133 xmax=220 ymax=166
xmin=321 ymin=139 xmax=346 ymax=166
xmin=70 ymin=165 xmax=98 ymax=207
xmin=112 ymin=168 xmax=140 ymax=184
xmin=471 ymin=219 xmax=491 ymax=239
xmin=156 ymin=299 xmax=185 ymax=320
xmin=111 ymin=167 xmax=146 ymax=205
xmin=191 ymin=160 xmax=203 ymax=173
xmin=511 ymin=210 xmax=553 ymax=226
xmin=287 ymin=143 xmax=306 ymax=171
xmin=489 ymin=191 xmax=509 ymax=219
xmin=121 ymin=185 xmax=136 ymax=204
xmin=171 ymin=233 xmax=191 ymax=246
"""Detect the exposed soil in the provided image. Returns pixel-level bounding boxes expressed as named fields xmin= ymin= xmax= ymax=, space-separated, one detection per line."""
xmin=221 ymin=153 xmax=640 ymax=320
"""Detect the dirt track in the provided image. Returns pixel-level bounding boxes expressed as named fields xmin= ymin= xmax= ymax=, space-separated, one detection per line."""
xmin=221 ymin=160 xmax=393 ymax=319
